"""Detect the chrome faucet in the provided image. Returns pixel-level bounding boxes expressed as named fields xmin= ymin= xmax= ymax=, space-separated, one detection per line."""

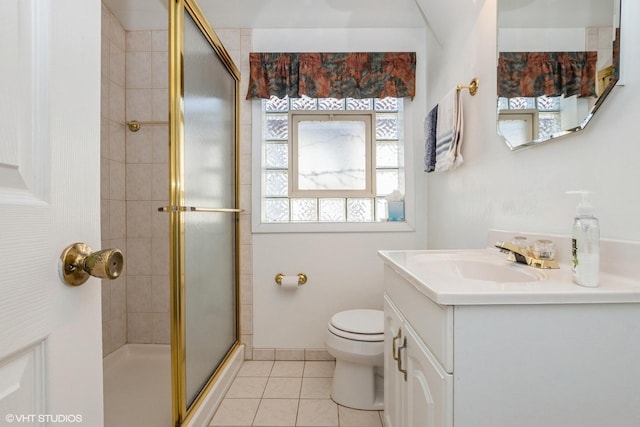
xmin=495 ymin=241 xmax=559 ymax=269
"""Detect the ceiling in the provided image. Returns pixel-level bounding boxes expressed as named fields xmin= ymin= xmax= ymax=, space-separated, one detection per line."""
xmin=103 ymin=0 xmax=427 ymax=31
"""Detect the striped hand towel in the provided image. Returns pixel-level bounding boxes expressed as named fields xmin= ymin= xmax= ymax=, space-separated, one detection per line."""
xmin=434 ymin=87 xmax=464 ymax=171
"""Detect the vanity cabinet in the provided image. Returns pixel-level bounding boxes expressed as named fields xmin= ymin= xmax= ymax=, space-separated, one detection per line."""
xmin=383 ymin=264 xmax=640 ymax=427
xmin=384 ymin=295 xmax=453 ymax=427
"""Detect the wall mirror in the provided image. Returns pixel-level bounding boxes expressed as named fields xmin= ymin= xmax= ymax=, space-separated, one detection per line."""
xmin=497 ymin=0 xmax=621 ymax=150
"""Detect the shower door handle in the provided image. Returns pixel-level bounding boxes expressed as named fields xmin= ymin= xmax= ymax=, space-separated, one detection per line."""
xmin=158 ymin=206 xmax=244 ymax=213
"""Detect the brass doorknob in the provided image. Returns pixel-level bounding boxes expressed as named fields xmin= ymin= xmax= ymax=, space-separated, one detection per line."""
xmin=60 ymin=243 xmax=124 ymax=286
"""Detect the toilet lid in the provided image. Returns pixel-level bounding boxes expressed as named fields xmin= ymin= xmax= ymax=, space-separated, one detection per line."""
xmin=329 ymin=309 xmax=384 ymax=336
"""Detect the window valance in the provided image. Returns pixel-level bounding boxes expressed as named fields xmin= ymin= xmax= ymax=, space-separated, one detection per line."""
xmin=498 ymin=51 xmax=597 ymax=99
xmin=246 ymin=52 xmax=416 ymax=100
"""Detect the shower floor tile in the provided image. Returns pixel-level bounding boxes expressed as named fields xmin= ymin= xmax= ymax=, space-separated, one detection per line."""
xmin=209 ymin=360 xmax=385 ymax=427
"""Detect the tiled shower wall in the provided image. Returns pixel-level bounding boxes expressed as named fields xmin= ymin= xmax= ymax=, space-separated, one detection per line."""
xmin=101 ymin=4 xmax=127 ymax=356
xmin=101 ymin=2 xmax=171 ymax=356
xmin=123 ymin=28 xmax=171 ymax=346
xmin=101 ymin=3 xmax=254 ymax=358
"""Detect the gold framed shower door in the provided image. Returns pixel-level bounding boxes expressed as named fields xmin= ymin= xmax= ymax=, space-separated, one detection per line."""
xmin=168 ymin=0 xmax=241 ymax=425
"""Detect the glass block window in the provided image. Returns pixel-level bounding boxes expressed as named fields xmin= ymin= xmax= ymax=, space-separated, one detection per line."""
xmin=261 ymin=95 xmax=404 ymax=223
xmin=498 ymin=95 xmax=562 ymax=140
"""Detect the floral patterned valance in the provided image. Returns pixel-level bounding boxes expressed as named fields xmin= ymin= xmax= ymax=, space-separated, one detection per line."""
xmin=498 ymin=51 xmax=597 ymax=99
xmin=246 ymin=52 xmax=416 ymax=100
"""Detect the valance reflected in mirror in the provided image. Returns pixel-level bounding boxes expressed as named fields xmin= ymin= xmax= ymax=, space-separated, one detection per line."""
xmin=497 ymin=0 xmax=621 ymax=150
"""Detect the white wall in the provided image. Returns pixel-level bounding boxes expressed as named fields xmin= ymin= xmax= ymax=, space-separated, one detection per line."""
xmin=251 ymin=28 xmax=428 ymax=349
xmin=498 ymin=28 xmax=585 ymax=52
xmin=424 ymin=0 xmax=640 ymax=249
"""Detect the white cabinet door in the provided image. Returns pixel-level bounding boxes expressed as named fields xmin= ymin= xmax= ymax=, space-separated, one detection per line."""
xmin=384 ymin=296 xmax=406 ymax=427
xmin=404 ymin=326 xmax=453 ymax=427
xmin=385 ymin=294 xmax=454 ymax=427
xmin=0 ymin=0 xmax=103 ymax=425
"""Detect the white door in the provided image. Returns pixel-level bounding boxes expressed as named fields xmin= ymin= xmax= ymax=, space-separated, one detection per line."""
xmin=0 ymin=1 xmax=103 ymax=426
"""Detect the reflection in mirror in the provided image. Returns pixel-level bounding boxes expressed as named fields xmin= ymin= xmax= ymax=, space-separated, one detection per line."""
xmin=497 ymin=0 xmax=621 ymax=149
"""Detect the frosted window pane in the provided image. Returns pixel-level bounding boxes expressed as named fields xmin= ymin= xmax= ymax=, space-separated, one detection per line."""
xmin=291 ymin=198 xmax=318 ymax=221
xmin=498 ymin=120 xmax=529 ymax=146
xmin=539 ymin=112 xmax=561 ymax=138
xmin=265 ymin=114 xmax=288 ymax=140
xmin=319 ymin=198 xmax=346 ymax=222
xmin=265 ymin=96 xmax=289 ymax=112
xmin=376 ymin=169 xmax=399 ymax=197
xmin=375 ymin=197 xmax=388 ymax=222
xmin=537 ymin=96 xmax=561 ymax=111
xmin=297 ymin=121 xmax=366 ymax=191
xmin=264 ymin=143 xmax=288 ymax=169
xmin=376 ymin=141 xmax=399 ymax=168
xmin=264 ymin=198 xmax=289 ymax=222
xmin=290 ymin=95 xmax=317 ymax=110
xmin=318 ymin=98 xmax=345 ymax=110
xmin=376 ymin=114 xmax=398 ymax=140
xmin=346 ymin=98 xmax=373 ymax=110
xmin=347 ymin=198 xmax=373 ymax=222
xmin=260 ymin=96 xmax=405 ymax=225
xmin=375 ymin=97 xmax=398 ymax=111
xmin=509 ymin=97 xmax=535 ymax=109
xmin=265 ymin=170 xmax=288 ymax=196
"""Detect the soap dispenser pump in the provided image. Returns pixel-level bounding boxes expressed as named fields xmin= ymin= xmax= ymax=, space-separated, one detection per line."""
xmin=567 ymin=191 xmax=600 ymax=287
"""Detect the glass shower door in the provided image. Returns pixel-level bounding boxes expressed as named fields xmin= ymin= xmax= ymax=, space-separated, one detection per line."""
xmin=183 ymin=7 xmax=238 ymax=407
xmin=169 ymin=1 xmax=240 ymax=424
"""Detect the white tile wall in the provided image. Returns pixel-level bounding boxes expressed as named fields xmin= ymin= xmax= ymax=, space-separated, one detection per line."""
xmin=101 ymin=3 xmax=127 ymax=356
xmin=101 ymin=2 xmax=171 ymax=354
xmin=124 ymin=27 xmax=170 ymax=346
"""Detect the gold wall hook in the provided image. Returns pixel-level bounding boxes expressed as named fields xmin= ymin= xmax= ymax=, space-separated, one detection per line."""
xmin=60 ymin=243 xmax=124 ymax=286
xmin=456 ymin=78 xmax=479 ymax=96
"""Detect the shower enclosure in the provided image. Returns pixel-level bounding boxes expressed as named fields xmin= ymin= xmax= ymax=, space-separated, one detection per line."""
xmin=102 ymin=0 xmax=240 ymax=424
xmin=168 ymin=0 xmax=241 ymax=425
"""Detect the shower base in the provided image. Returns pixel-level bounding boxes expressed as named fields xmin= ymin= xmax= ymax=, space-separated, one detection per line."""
xmin=103 ymin=343 xmax=244 ymax=427
xmin=103 ymin=344 xmax=171 ymax=427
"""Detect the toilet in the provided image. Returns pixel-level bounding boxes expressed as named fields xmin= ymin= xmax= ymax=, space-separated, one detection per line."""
xmin=325 ymin=309 xmax=384 ymax=410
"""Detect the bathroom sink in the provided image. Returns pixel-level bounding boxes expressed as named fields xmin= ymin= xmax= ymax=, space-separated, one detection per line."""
xmin=436 ymin=259 xmax=545 ymax=283
xmin=406 ymin=255 xmax=546 ymax=283
xmin=380 ymin=246 xmax=640 ymax=305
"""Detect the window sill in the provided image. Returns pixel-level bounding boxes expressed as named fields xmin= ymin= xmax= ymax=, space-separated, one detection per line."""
xmin=251 ymin=220 xmax=415 ymax=234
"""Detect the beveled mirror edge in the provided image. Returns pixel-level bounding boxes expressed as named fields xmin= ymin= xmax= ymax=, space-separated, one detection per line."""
xmin=497 ymin=0 xmax=622 ymax=151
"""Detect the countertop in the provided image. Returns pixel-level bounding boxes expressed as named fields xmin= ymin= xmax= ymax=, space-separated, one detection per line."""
xmin=378 ymin=248 xmax=640 ymax=305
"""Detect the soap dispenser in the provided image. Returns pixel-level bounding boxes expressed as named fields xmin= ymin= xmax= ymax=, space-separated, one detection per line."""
xmin=567 ymin=191 xmax=600 ymax=287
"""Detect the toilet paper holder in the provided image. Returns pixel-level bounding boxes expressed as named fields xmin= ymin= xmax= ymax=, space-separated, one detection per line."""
xmin=275 ymin=273 xmax=307 ymax=286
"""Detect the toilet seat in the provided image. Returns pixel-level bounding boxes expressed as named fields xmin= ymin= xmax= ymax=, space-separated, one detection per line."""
xmin=328 ymin=309 xmax=384 ymax=342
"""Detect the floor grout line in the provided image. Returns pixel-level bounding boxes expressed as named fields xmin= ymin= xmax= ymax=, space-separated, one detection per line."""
xmin=212 ymin=360 xmax=384 ymax=427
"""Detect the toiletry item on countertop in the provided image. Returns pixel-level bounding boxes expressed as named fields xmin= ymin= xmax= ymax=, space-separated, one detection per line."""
xmin=567 ymin=191 xmax=600 ymax=287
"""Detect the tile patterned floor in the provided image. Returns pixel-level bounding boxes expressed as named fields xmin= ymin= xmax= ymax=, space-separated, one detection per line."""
xmin=209 ymin=360 xmax=385 ymax=427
